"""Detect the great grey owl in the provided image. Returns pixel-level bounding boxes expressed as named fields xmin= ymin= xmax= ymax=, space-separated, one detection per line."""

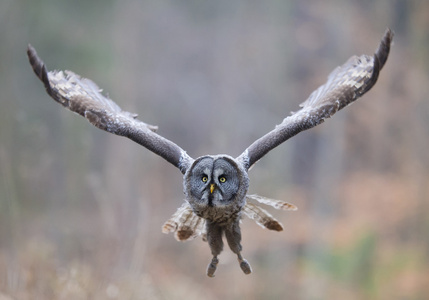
xmin=27 ymin=29 xmax=393 ymax=277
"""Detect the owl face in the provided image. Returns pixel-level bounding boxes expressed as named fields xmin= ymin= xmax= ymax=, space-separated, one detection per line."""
xmin=184 ymin=155 xmax=249 ymax=223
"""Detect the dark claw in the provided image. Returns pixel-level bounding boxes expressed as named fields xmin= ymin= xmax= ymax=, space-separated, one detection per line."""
xmin=207 ymin=256 xmax=219 ymax=277
xmin=239 ymin=258 xmax=252 ymax=275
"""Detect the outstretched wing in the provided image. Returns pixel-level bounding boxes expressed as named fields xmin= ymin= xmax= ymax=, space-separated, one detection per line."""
xmin=27 ymin=45 xmax=194 ymax=174
xmin=237 ymin=29 xmax=393 ymax=170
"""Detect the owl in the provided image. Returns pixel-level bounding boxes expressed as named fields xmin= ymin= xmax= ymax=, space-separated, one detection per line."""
xmin=27 ymin=29 xmax=393 ymax=277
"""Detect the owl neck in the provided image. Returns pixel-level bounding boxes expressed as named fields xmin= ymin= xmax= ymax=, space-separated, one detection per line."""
xmin=190 ymin=201 xmax=244 ymax=225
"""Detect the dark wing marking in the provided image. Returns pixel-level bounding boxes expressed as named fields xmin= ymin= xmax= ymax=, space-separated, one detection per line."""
xmin=242 ymin=202 xmax=284 ymax=231
xmin=237 ymin=29 xmax=393 ymax=170
xmin=27 ymin=45 xmax=193 ymax=173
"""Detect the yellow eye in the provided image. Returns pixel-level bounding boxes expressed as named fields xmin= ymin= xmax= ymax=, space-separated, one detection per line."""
xmin=219 ymin=176 xmax=226 ymax=183
xmin=202 ymin=176 xmax=208 ymax=183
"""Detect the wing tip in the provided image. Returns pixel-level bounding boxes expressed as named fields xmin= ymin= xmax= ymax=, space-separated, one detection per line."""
xmin=376 ymin=28 xmax=394 ymax=70
xmin=27 ymin=45 xmax=52 ymax=95
xmin=27 ymin=44 xmax=44 ymax=79
xmin=357 ymin=28 xmax=393 ymax=96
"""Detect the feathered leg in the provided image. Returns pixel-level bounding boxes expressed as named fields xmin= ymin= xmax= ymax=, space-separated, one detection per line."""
xmin=205 ymin=221 xmax=223 ymax=277
xmin=224 ymin=219 xmax=252 ymax=275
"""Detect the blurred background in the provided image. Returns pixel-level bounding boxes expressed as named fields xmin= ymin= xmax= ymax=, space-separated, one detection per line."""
xmin=1 ymin=0 xmax=428 ymax=299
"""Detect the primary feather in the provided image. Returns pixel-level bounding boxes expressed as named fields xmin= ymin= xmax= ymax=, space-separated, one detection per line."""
xmin=238 ymin=29 xmax=393 ymax=169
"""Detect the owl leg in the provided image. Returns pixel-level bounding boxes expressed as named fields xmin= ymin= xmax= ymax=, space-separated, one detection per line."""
xmin=224 ymin=220 xmax=252 ymax=275
xmin=205 ymin=221 xmax=224 ymax=277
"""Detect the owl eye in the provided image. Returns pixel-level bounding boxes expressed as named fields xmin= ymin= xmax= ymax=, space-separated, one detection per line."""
xmin=202 ymin=175 xmax=208 ymax=183
xmin=219 ymin=176 xmax=226 ymax=183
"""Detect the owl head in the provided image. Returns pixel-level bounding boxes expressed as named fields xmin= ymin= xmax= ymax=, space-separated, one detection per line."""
xmin=184 ymin=155 xmax=249 ymax=224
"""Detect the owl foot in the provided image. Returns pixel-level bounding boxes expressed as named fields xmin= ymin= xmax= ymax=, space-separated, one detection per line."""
xmin=207 ymin=256 xmax=219 ymax=277
xmin=237 ymin=254 xmax=252 ymax=275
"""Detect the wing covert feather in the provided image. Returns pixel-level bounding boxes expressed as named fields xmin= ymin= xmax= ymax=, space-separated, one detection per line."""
xmin=162 ymin=202 xmax=206 ymax=241
xmin=242 ymin=202 xmax=284 ymax=231
xmin=27 ymin=45 xmax=193 ymax=173
xmin=238 ymin=29 xmax=393 ymax=170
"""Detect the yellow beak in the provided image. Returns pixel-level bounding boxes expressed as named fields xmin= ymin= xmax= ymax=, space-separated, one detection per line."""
xmin=210 ymin=184 xmax=215 ymax=194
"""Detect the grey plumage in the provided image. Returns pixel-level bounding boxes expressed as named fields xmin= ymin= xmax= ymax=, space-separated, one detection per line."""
xmin=26 ymin=48 xmax=194 ymax=174
xmin=27 ymin=29 xmax=393 ymax=277
xmin=237 ymin=29 xmax=393 ymax=170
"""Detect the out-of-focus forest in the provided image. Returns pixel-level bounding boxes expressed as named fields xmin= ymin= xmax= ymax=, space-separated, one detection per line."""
xmin=1 ymin=0 xmax=428 ymax=299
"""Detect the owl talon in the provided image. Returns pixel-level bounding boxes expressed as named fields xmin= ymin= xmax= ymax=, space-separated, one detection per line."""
xmin=238 ymin=257 xmax=252 ymax=275
xmin=207 ymin=256 xmax=219 ymax=277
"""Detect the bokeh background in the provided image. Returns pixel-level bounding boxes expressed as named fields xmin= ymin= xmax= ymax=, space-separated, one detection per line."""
xmin=1 ymin=0 xmax=428 ymax=299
